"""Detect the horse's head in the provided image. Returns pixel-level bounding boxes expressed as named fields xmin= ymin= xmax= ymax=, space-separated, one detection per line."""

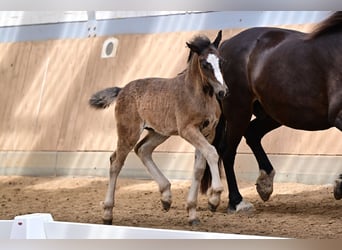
xmin=186 ymin=30 xmax=228 ymax=100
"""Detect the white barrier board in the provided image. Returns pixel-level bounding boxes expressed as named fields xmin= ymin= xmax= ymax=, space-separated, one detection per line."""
xmin=0 ymin=213 xmax=280 ymax=239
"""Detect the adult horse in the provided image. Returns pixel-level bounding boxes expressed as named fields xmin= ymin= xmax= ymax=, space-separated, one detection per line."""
xmin=201 ymin=12 xmax=342 ymax=212
xmin=89 ymin=31 xmax=228 ymax=225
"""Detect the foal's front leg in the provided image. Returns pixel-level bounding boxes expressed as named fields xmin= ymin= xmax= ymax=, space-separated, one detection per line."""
xmin=181 ymin=126 xmax=223 ymax=225
xmin=187 ymin=149 xmax=206 ymax=225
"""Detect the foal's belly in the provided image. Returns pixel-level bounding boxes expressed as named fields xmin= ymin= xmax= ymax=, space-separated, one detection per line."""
xmin=143 ymin=116 xmax=179 ymax=136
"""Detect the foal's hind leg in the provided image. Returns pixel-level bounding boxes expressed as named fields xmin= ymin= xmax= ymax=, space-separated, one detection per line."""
xmin=245 ymin=112 xmax=281 ymax=202
xmin=103 ymin=127 xmax=141 ymax=225
xmin=134 ymin=130 xmax=172 ymax=210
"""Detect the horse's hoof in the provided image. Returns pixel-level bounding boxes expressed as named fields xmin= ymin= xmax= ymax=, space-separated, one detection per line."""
xmin=189 ymin=218 xmax=200 ymax=226
xmin=236 ymin=200 xmax=254 ymax=212
xmin=227 ymin=200 xmax=254 ymax=214
xmin=333 ymin=178 xmax=342 ymax=200
xmin=208 ymin=202 xmax=218 ymax=212
xmin=161 ymin=200 xmax=171 ymax=211
xmin=256 ymin=170 xmax=275 ymax=201
xmin=256 ymin=185 xmax=272 ymax=201
xmin=103 ymin=219 xmax=113 ymax=225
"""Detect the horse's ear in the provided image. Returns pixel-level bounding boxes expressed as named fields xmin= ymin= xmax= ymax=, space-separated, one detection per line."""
xmin=186 ymin=42 xmax=201 ymax=55
xmin=212 ymin=30 xmax=222 ymax=48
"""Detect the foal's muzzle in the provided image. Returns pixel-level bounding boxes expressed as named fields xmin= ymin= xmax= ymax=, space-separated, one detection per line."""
xmin=216 ymin=84 xmax=229 ymax=100
xmin=217 ymin=91 xmax=226 ymax=100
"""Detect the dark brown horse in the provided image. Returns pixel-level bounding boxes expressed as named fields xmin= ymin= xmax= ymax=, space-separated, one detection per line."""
xmin=202 ymin=12 xmax=342 ymax=212
xmin=89 ymin=31 xmax=227 ymax=225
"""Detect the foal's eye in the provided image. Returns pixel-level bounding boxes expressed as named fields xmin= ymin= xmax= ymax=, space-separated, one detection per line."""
xmin=201 ymin=61 xmax=212 ymax=70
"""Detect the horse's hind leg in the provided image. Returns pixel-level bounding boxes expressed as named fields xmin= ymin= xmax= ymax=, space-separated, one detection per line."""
xmin=332 ymin=110 xmax=342 ymax=200
xmin=134 ymin=130 xmax=171 ymax=210
xmin=245 ymin=108 xmax=281 ymax=202
xmin=334 ymin=174 xmax=342 ymax=200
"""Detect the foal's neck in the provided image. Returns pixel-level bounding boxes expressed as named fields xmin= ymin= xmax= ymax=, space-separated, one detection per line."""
xmin=185 ymin=55 xmax=211 ymax=98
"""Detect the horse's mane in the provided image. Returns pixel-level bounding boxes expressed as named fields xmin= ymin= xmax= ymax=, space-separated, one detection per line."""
xmin=187 ymin=35 xmax=211 ymax=62
xmin=308 ymin=11 xmax=342 ymax=39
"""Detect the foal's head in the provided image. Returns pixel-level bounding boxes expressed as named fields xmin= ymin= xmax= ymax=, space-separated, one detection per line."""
xmin=186 ymin=30 xmax=228 ymax=99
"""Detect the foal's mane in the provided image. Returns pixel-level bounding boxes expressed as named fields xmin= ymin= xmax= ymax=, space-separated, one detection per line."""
xmin=177 ymin=35 xmax=212 ymax=76
xmin=187 ymin=35 xmax=211 ymax=62
xmin=308 ymin=11 xmax=342 ymax=39
xmin=185 ymin=34 xmax=215 ymax=97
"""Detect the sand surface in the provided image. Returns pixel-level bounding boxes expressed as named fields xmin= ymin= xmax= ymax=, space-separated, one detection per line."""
xmin=0 ymin=176 xmax=341 ymax=239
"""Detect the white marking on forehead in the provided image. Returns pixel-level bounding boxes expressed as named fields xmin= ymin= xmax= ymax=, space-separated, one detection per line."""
xmin=206 ymin=53 xmax=224 ymax=85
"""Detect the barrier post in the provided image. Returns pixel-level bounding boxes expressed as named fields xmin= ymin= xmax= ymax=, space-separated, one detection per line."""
xmin=10 ymin=213 xmax=54 ymax=239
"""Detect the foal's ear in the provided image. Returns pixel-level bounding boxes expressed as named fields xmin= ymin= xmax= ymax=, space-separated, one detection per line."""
xmin=212 ymin=30 xmax=222 ymax=48
xmin=186 ymin=42 xmax=201 ymax=55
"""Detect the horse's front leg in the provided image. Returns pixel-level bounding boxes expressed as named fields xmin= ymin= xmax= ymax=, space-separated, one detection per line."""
xmin=219 ymin=106 xmax=254 ymax=212
xmin=244 ymin=115 xmax=280 ymax=201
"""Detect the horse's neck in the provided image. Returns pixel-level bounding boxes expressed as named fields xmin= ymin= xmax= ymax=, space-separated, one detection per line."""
xmin=309 ymin=32 xmax=342 ymax=63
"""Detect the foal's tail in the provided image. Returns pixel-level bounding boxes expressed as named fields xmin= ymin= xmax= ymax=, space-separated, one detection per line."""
xmin=89 ymin=87 xmax=122 ymax=109
xmin=200 ymin=114 xmax=226 ymax=194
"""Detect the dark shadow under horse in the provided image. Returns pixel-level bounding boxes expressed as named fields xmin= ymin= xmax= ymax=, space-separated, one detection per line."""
xmin=202 ymin=11 xmax=342 ymax=212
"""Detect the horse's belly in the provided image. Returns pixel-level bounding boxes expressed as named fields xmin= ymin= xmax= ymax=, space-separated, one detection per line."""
xmin=261 ymin=101 xmax=330 ymax=131
xmin=252 ymin=73 xmax=330 ymax=130
xmin=281 ymin=117 xmax=330 ymax=131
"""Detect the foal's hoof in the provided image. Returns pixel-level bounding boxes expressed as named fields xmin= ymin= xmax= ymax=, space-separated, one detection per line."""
xmin=333 ymin=178 xmax=342 ymax=200
xmin=208 ymin=202 xmax=218 ymax=212
xmin=161 ymin=200 xmax=171 ymax=211
xmin=103 ymin=219 xmax=113 ymax=225
xmin=256 ymin=170 xmax=275 ymax=201
xmin=189 ymin=218 xmax=200 ymax=226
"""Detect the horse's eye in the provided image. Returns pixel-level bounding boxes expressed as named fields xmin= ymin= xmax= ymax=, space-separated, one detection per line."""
xmin=219 ymin=59 xmax=226 ymax=67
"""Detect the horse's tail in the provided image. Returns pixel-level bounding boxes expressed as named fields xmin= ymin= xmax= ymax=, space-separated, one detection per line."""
xmin=200 ymin=113 xmax=226 ymax=194
xmin=89 ymin=87 xmax=122 ymax=109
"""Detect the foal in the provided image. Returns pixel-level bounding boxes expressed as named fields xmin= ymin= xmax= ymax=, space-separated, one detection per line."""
xmin=89 ymin=31 xmax=228 ymax=225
